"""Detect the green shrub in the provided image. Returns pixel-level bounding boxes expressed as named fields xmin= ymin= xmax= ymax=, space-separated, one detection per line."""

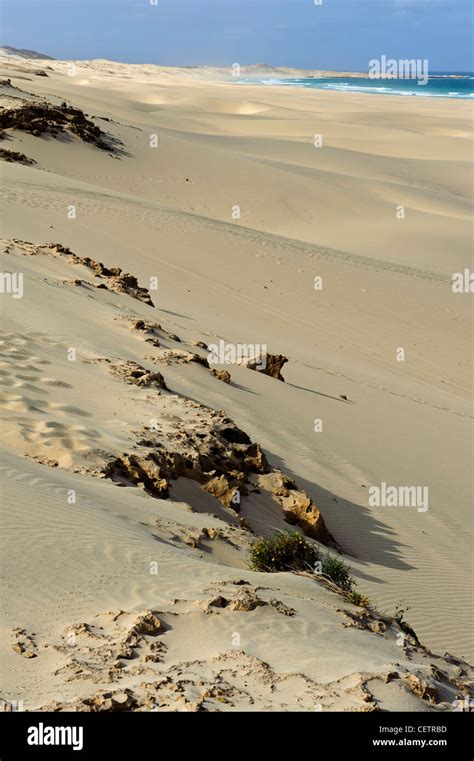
xmin=321 ymin=554 xmax=355 ymax=592
xmin=248 ymin=534 xmax=362 ymax=602
xmin=249 ymin=530 xmax=319 ymax=572
xmin=394 ymin=601 xmax=411 ymax=624
xmin=347 ymin=590 xmax=370 ymax=607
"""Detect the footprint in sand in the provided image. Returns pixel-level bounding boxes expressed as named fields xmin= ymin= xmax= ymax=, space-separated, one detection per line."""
xmin=0 ymin=331 xmax=99 ymax=467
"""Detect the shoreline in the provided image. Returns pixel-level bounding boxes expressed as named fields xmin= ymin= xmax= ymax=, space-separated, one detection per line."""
xmin=235 ymin=79 xmax=474 ymax=100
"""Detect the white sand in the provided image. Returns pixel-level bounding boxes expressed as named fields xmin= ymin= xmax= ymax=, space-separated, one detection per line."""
xmin=0 ymin=56 xmax=472 ymax=711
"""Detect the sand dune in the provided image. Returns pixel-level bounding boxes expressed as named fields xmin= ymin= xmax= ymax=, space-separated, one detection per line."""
xmin=0 ymin=55 xmax=472 ymax=711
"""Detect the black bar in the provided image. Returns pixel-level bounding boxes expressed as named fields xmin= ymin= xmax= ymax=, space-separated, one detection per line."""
xmin=0 ymin=711 xmax=472 ymax=760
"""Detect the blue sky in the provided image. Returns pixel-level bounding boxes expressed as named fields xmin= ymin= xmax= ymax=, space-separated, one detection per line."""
xmin=1 ymin=0 xmax=472 ymax=71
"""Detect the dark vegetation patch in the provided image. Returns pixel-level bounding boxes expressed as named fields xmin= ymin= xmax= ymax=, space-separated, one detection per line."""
xmin=249 ymin=530 xmax=359 ymax=594
xmin=0 ymin=101 xmax=123 ymax=153
xmin=0 ymin=146 xmax=35 ymax=165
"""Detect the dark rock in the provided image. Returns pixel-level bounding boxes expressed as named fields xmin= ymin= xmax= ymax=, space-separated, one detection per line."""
xmin=211 ymin=369 xmax=231 ymax=384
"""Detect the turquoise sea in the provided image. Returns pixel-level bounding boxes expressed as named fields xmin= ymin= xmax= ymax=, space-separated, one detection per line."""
xmin=238 ymin=73 xmax=474 ymax=99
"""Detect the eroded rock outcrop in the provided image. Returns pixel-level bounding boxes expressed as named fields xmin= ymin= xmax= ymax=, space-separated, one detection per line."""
xmin=211 ymin=369 xmax=231 ymax=384
xmin=5 ymin=239 xmax=154 ymax=306
xmin=48 ymin=609 xmax=167 ymax=690
xmin=239 ymin=352 xmax=288 ymax=381
xmin=255 ymin=471 xmax=331 ymax=545
xmin=105 ymin=360 xmax=167 ymax=390
xmin=102 ymin=454 xmax=170 ymax=498
xmin=132 ymin=320 xmax=161 ymax=346
xmin=254 ymin=353 xmax=288 ymax=381
xmin=57 ymin=242 xmax=151 ymax=304
xmin=49 ymin=244 xmax=155 ymax=305
xmin=102 ymin=407 xmax=335 ymax=546
xmin=103 ymin=420 xmax=270 ymax=511
xmin=11 ymin=628 xmax=38 ymax=659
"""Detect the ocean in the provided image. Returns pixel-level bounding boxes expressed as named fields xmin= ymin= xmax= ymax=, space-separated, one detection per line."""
xmin=238 ymin=73 xmax=474 ymax=99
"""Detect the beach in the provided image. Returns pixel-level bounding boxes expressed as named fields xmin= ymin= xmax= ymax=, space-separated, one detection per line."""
xmin=0 ymin=56 xmax=472 ymax=711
